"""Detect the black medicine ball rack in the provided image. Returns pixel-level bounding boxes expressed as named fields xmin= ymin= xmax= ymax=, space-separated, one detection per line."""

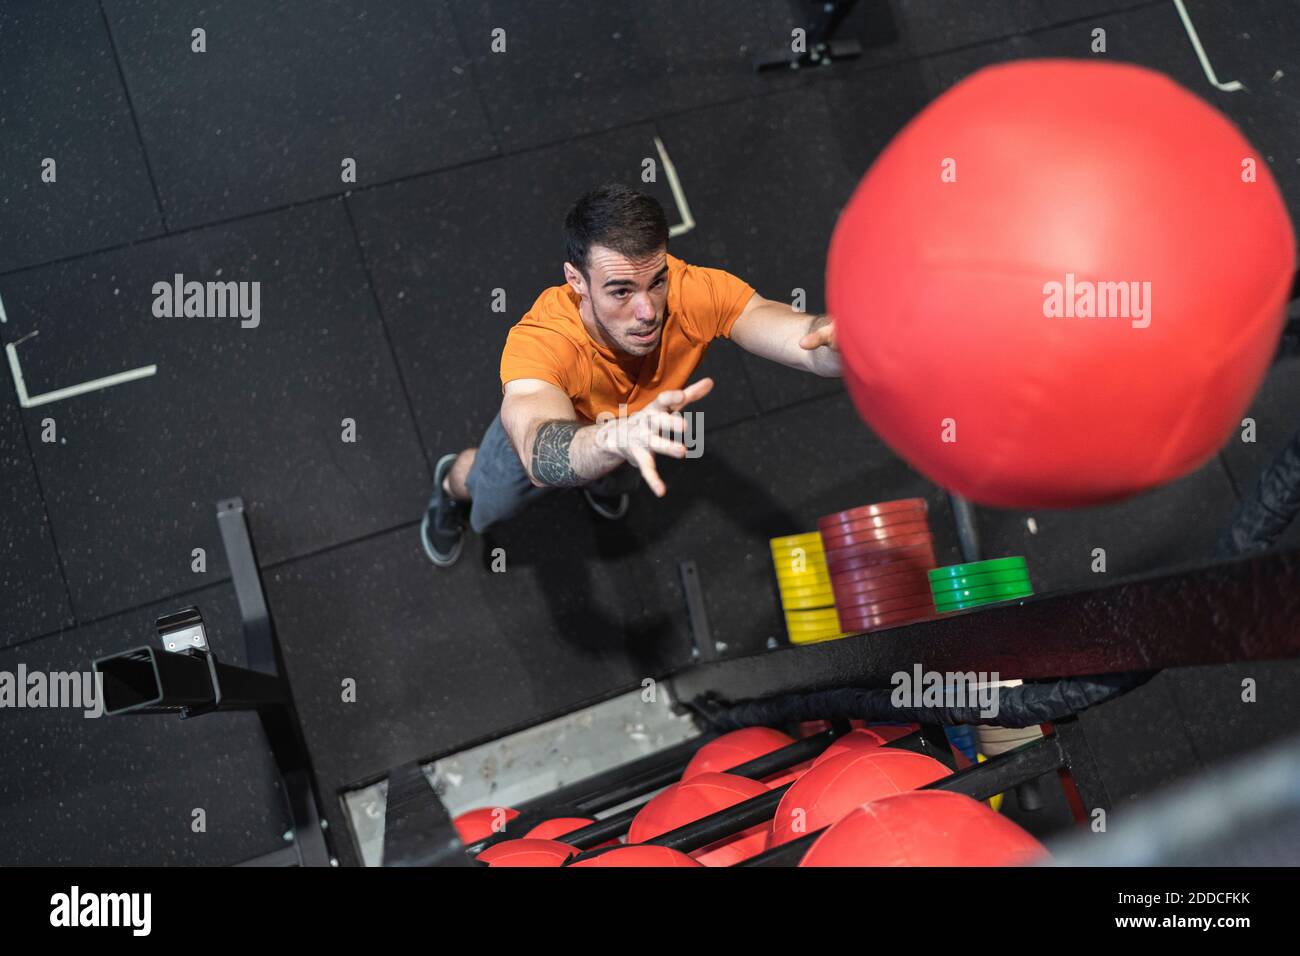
xmin=444 ymin=718 xmax=1102 ymax=867
xmin=387 ymin=545 xmax=1300 ymax=866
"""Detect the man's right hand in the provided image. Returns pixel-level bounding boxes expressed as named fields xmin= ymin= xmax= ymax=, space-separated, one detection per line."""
xmin=595 ymin=377 xmax=714 ymax=497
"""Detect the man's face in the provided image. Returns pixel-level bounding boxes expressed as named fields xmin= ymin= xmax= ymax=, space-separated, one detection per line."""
xmin=568 ymin=245 xmax=669 ymax=357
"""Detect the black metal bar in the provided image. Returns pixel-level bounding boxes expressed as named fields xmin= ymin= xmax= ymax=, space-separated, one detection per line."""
xmin=879 ymin=729 xmax=927 ymax=756
xmin=739 ymin=832 xmax=819 ymax=866
xmin=926 ymin=736 xmax=1063 ymax=800
xmin=669 ymin=549 xmax=1300 ymax=704
xmin=715 ymin=728 xmax=839 ymax=780
xmin=558 ymin=807 xmax=638 ymax=851
xmin=642 ymin=787 xmax=788 ymax=854
xmin=469 ymin=801 xmax=594 ymax=857
xmin=93 ymin=645 xmax=287 ymax=716
xmin=805 ymin=0 xmax=854 ymax=44
xmin=275 ymin=752 xmax=330 ymax=867
xmin=383 ymin=762 xmax=474 ymax=867
xmin=94 ymin=646 xmax=214 ymax=715
xmin=918 ymin=723 xmax=958 ymax=770
xmin=561 ymin=785 xmax=792 ymax=863
xmin=1049 ymin=716 xmax=1113 ymax=818
xmin=216 ymin=498 xmax=277 ymax=675
xmin=949 ymin=492 xmax=981 ymax=563
xmin=215 ymin=497 xmax=331 ymax=868
xmin=680 ymin=560 xmax=717 ymax=661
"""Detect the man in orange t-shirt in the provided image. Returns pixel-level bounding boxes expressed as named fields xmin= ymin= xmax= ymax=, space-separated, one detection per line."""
xmin=421 ymin=183 xmax=841 ymax=567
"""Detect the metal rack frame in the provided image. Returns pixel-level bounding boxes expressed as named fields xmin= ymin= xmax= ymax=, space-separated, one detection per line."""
xmin=92 ymin=493 xmax=1300 ymax=867
xmin=93 ymin=498 xmax=333 ymax=867
xmin=377 ymin=546 xmax=1300 ymax=866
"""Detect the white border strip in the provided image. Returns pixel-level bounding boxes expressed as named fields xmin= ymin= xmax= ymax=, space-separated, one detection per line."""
xmin=655 ymin=135 xmax=696 ymax=238
xmin=6 ymin=339 xmax=157 ymax=409
xmin=1173 ymin=0 xmax=1243 ymax=92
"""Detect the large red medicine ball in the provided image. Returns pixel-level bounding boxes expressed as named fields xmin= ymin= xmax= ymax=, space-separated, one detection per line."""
xmin=682 ymin=727 xmax=795 ymax=779
xmin=811 ymin=728 xmax=887 ymax=767
xmin=568 ymin=845 xmax=703 ymax=867
xmin=523 ymin=816 xmax=620 ymax=849
xmin=628 ymin=772 xmax=771 ymax=866
xmin=452 ymin=806 xmax=519 ymax=843
xmin=684 ymin=727 xmax=815 ymax=789
xmin=827 ymin=60 xmax=1296 ymax=509
xmin=799 ymin=790 xmax=1048 ymax=866
xmin=769 ymin=749 xmax=949 ymax=847
xmin=476 ymin=838 xmax=577 ymax=867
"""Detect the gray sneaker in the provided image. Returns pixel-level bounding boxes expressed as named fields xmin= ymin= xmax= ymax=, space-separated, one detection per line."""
xmin=421 ymin=454 xmax=467 ymax=567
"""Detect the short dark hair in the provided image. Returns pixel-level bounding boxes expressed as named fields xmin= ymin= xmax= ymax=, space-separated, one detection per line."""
xmin=564 ymin=184 xmax=669 ymax=278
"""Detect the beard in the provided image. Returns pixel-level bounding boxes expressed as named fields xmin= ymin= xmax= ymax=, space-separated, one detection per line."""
xmin=592 ymin=298 xmax=662 ymax=356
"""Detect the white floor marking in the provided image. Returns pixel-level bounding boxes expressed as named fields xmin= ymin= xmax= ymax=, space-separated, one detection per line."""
xmin=1173 ymin=0 xmax=1244 ymax=92
xmin=655 ymin=135 xmax=696 ymax=237
xmin=6 ymin=330 xmax=157 ymax=409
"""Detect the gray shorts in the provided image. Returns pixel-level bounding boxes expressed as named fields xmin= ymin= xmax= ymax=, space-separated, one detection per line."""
xmin=464 ymin=414 xmax=641 ymax=533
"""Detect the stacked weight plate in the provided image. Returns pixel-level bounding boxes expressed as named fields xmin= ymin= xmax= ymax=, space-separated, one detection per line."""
xmin=818 ymin=498 xmax=939 ymax=633
xmin=769 ymin=532 xmax=845 ymax=644
xmin=929 ymin=557 xmax=1034 ymax=612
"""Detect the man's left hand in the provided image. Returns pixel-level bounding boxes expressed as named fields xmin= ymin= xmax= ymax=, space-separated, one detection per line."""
xmin=798 ymin=315 xmax=837 ymax=352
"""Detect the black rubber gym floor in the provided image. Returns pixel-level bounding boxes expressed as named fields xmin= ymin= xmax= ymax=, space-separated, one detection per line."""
xmin=2 ymin=0 xmax=1299 ymax=864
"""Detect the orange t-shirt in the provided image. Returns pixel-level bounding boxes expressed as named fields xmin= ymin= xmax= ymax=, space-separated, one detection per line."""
xmin=500 ymin=254 xmax=755 ymax=422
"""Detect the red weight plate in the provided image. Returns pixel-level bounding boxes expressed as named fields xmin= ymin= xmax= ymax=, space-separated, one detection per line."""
xmin=819 ymin=504 xmax=928 ymax=527
xmin=824 ymin=529 xmax=935 ymax=553
xmin=821 ymin=522 xmax=930 ymax=547
xmin=820 ymin=498 xmax=928 ymax=524
xmin=832 ymin=561 xmax=935 ymax=582
xmin=829 ymin=559 xmax=936 ymax=583
xmin=837 ymin=606 xmax=941 ymax=629
xmin=820 ymin=522 xmax=933 ymax=549
xmin=831 ymin=578 xmax=933 ymax=604
xmin=837 ymin=607 xmax=940 ymax=631
xmin=826 ymin=538 xmax=930 ymax=567
xmin=818 ymin=508 xmax=928 ymax=535
xmin=831 ymin=567 xmax=932 ymax=593
xmin=833 ymin=592 xmax=935 ymax=615
xmin=829 ymin=555 xmax=935 ymax=579
xmin=827 ymin=545 xmax=937 ymax=576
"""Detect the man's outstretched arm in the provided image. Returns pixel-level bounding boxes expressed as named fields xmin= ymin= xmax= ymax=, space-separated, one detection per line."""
xmin=728 ymin=292 xmax=841 ymax=377
xmin=501 ymin=380 xmax=619 ymax=487
xmin=529 ymin=419 xmax=613 ymax=487
xmin=501 ymin=377 xmax=713 ymax=497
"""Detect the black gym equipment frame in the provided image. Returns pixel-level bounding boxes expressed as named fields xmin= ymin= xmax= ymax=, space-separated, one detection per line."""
xmin=93 ymin=498 xmax=333 ymax=868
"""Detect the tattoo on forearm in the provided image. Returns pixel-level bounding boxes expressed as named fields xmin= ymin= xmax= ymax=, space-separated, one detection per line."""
xmin=532 ymin=420 xmax=584 ymax=486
